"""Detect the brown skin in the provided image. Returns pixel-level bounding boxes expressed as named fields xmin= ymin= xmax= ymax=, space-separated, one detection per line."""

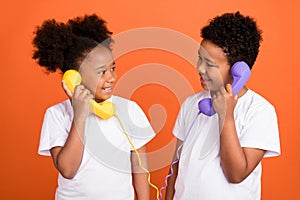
xmin=165 ymin=39 xmax=265 ymax=199
xmin=199 ymin=40 xmax=265 ymax=183
xmin=50 ymin=45 xmax=150 ymax=199
xmin=165 ymin=139 xmax=182 ymax=200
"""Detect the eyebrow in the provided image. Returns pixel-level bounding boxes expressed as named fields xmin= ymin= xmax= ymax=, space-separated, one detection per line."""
xmin=96 ymin=61 xmax=115 ymax=70
xmin=198 ymin=51 xmax=213 ymax=62
xmin=204 ymin=58 xmax=214 ymax=63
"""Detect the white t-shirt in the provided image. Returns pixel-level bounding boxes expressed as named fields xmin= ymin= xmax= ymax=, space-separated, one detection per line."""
xmin=38 ymin=95 xmax=155 ymax=200
xmin=173 ymin=89 xmax=280 ymax=200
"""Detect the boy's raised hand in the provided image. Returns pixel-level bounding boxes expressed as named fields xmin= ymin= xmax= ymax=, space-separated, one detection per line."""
xmin=211 ymin=84 xmax=238 ymax=119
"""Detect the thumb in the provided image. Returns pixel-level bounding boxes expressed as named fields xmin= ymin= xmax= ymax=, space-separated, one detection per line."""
xmin=225 ymin=84 xmax=234 ymax=96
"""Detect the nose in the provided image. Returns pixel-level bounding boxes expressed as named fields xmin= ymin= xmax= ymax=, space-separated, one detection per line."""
xmin=197 ymin=60 xmax=207 ymax=74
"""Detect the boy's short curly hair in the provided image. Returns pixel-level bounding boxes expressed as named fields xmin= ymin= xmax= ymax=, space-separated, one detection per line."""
xmin=32 ymin=14 xmax=112 ymax=73
xmin=201 ymin=11 xmax=262 ymax=69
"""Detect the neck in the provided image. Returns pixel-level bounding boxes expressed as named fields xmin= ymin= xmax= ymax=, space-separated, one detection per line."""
xmin=237 ymin=86 xmax=248 ymax=98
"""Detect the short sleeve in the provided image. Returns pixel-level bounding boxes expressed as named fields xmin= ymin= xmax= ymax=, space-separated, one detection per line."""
xmin=173 ymin=99 xmax=187 ymax=141
xmin=38 ymin=103 xmax=72 ymax=156
xmin=239 ymin=104 xmax=281 ymax=158
xmin=127 ymin=102 xmax=156 ymax=149
xmin=173 ymin=95 xmax=199 ymax=141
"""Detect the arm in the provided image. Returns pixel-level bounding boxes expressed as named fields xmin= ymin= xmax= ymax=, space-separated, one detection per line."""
xmin=212 ymin=84 xmax=265 ymax=183
xmin=165 ymin=139 xmax=183 ymax=200
xmin=131 ymin=145 xmax=150 ymax=200
xmin=50 ymin=84 xmax=93 ymax=179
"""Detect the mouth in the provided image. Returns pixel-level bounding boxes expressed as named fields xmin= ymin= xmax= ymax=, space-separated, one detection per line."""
xmin=101 ymin=86 xmax=113 ymax=94
xmin=200 ymin=76 xmax=211 ymax=85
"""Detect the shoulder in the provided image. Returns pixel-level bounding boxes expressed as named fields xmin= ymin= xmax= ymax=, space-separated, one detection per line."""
xmin=237 ymin=89 xmax=277 ymax=117
xmin=45 ymin=99 xmax=73 ymax=117
xmin=111 ymin=95 xmax=143 ymax=116
xmin=111 ymin=95 xmax=132 ymax=103
xmin=240 ymin=90 xmax=275 ymax=109
xmin=111 ymin=95 xmax=138 ymax=107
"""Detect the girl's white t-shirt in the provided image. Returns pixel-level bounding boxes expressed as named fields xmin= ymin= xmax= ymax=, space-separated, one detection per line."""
xmin=173 ymin=89 xmax=280 ymax=200
xmin=38 ymin=96 xmax=155 ymax=200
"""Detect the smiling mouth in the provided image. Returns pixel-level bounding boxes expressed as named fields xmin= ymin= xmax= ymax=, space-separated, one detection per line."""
xmin=200 ymin=77 xmax=211 ymax=84
xmin=102 ymin=86 xmax=113 ymax=93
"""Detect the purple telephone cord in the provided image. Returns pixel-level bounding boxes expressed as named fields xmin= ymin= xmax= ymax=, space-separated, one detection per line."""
xmin=158 ymin=111 xmax=201 ymax=200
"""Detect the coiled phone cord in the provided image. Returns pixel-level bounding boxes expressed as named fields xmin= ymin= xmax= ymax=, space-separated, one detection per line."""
xmin=114 ymin=114 xmax=160 ymax=200
xmin=158 ymin=111 xmax=200 ymax=200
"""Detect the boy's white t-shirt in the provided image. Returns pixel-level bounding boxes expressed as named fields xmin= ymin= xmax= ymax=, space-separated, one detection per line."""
xmin=38 ymin=95 xmax=155 ymax=200
xmin=173 ymin=89 xmax=280 ymax=200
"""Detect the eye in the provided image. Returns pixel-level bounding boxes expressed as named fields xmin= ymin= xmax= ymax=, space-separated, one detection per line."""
xmin=110 ymin=66 xmax=116 ymax=72
xmin=204 ymin=59 xmax=217 ymax=67
xmin=97 ymin=70 xmax=105 ymax=75
xmin=206 ymin=62 xmax=215 ymax=67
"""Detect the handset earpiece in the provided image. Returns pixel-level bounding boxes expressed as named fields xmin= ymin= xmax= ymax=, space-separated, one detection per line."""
xmin=63 ymin=70 xmax=81 ymax=93
xmin=198 ymin=61 xmax=251 ymax=116
xmin=231 ymin=61 xmax=251 ymax=96
xmin=62 ymin=70 xmax=115 ymax=119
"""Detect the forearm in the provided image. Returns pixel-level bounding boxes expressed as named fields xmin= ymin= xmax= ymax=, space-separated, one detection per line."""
xmin=165 ymin=139 xmax=182 ymax=199
xmin=52 ymin=118 xmax=86 ymax=179
xmin=165 ymin=161 xmax=178 ymax=200
xmin=219 ymin=114 xmax=248 ymax=183
xmin=133 ymin=172 xmax=150 ymax=200
xmin=212 ymin=86 xmax=265 ymax=183
xmin=131 ymin=146 xmax=150 ymax=200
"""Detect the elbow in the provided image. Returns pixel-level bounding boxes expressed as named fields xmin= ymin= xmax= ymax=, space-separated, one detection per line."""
xmin=223 ymin=168 xmax=246 ymax=183
xmin=226 ymin=175 xmax=245 ymax=184
xmin=224 ymin=171 xmax=247 ymax=184
xmin=221 ymin=162 xmax=248 ymax=183
xmin=56 ymin=161 xmax=77 ymax=179
xmin=59 ymin=169 xmax=76 ymax=179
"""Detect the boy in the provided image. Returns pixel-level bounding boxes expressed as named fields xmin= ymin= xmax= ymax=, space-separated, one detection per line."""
xmin=165 ymin=11 xmax=280 ymax=200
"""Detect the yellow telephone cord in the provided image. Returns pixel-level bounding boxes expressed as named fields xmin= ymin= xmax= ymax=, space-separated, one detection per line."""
xmin=114 ymin=114 xmax=159 ymax=200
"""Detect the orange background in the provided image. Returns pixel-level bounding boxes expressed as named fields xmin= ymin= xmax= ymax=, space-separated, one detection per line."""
xmin=1 ymin=0 xmax=299 ymax=199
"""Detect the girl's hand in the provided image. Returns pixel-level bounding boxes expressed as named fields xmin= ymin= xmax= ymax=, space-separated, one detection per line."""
xmin=211 ymin=84 xmax=237 ymax=119
xmin=72 ymin=85 xmax=94 ymax=121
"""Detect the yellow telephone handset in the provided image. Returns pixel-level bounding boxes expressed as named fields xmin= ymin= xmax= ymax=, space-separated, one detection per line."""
xmin=62 ymin=70 xmax=115 ymax=119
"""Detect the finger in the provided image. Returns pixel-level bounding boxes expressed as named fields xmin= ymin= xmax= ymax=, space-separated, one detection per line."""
xmin=217 ymin=90 xmax=222 ymax=96
xmin=210 ymin=90 xmax=216 ymax=97
xmin=212 ymin=93 xmax=217 ymax=101
xmin=61 ymin=80 xmax=73 ymax=99
xmin=220 ymin=86 xmax=227 ymax=95
xmin=79 ymin=89 xmax=91 ymax=98
xmin=73 ymin=85 xmax=85 ymax=97
xmin=226 ymin=84 xmax=234 ymax=96
xmin=214 ymin=90 xmax=222 ymax=99
xmin=85 ymin=94 xmax=94 ymax=101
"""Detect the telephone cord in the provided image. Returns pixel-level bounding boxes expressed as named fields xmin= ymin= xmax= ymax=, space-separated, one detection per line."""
xmin=158 ymin=111 xmax=200 ymax=200
xmin=114 ymin=114 xmax=160 ymax=200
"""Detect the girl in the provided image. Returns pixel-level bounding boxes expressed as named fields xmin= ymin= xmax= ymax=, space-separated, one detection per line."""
xmin=33 ymin=14 xmax=155 ymax=200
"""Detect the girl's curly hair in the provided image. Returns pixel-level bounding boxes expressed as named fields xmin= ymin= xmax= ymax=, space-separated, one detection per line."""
xmin=201 ymin=11 xmax=262 ymax=69
xmin=32 ymin=14 xmax=112 ymax=73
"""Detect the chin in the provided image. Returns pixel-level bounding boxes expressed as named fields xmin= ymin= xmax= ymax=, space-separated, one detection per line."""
xmin=95 ymin=94 xmax=113 ymax=103
xmin=201 ymin=84 xmax=209 ymax=91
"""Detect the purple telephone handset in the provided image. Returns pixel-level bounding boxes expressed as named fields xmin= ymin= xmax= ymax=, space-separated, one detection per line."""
xmin=198 ymin=61 xmax=251 ymax=116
